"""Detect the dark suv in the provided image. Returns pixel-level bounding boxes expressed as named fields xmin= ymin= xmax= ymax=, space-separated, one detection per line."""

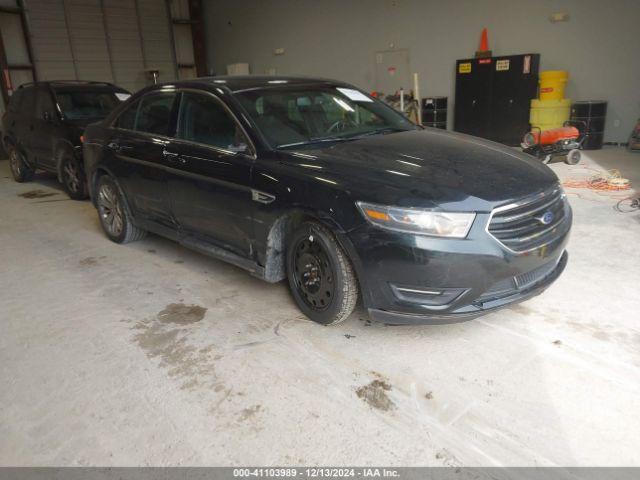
xmin=83 ymin=76 xmax=571 ymax=325
xmin=2 ymin=81 xmax=130 ymax=199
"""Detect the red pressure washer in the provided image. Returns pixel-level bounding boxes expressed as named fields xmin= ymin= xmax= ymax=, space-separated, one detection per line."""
xmin=521 ymin=121 xmax=587 ymax=165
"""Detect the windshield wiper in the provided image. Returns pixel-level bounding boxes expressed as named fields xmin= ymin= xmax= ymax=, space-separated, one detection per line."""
xmin=277 ymin=128 xmax=410 ymax=149
xmin=277 ymin=137 xmax=352 ymax=149
xmin=349 ymin=127 xmax=408 ymax=139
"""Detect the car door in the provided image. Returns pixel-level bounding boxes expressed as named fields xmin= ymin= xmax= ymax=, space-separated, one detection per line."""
xmin=30 ymin=86 xmax=58 ymax=168
xmin=106 ymin=91 xmax=178 ymax=233
xmin=165 ymin=90 xmax=256 ymax=258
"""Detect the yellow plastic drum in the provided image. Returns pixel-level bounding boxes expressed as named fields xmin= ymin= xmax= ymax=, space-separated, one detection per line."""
xmin=530 ymin=98 xmax=571 ymax=130
xmin=539 ymin=70 xmax=568 ymax=100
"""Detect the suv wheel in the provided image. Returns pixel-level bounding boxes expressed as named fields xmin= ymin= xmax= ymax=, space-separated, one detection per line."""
xmin=61 ymin=153 xmax=88 ymax=200
xmin=286 ymin=221 xmax=358 ymax=325
xmin=96 ymin=175 xmax=146 ymax=244
xmin=8 ymin=147 xmax=34 ymax=183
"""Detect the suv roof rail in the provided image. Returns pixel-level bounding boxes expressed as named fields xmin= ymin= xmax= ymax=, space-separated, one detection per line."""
xmin=18 ymin=80 xmax=119 ymax=89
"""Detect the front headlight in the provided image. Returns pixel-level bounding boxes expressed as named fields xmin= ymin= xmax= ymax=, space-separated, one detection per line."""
xmin=357 ymin=201 xmax=476 ymax=238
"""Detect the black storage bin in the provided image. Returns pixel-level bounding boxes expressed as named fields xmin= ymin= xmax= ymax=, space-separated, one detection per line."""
xmin=570 ymin=101 xmax=607 ymax=150
xmin=454 ymin=54 xmax=540 ymax=145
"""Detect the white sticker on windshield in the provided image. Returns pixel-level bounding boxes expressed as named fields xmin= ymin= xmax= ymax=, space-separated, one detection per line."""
xmin=115 ymin=93 xmax=131 ymax=101
xmin=336 ymin=87 xmax=373 ymax=102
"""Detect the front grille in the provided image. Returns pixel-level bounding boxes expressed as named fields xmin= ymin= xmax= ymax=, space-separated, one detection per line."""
xmin=488 ymin=185 xmax=568 ymax=253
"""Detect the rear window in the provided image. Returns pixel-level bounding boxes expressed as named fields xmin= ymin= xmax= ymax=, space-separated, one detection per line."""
xmin=55 ymin=90 xmax=123 ymax=120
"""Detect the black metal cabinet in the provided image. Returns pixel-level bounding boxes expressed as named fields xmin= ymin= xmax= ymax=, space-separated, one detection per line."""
xmin=454 ymin=54 xmax=539 ymax=146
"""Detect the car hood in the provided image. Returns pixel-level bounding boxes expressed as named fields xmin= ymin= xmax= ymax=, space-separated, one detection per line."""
xmin=279 ymin=129 xmax=559 ymax=211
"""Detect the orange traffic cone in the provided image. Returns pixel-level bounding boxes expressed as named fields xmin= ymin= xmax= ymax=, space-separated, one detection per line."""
xmin=475 ymin=28 xmax=492 ymax=58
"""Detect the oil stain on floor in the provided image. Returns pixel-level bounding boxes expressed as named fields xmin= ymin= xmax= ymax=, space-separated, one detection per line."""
xmin=18 ymin=190 xmax=58 ymax=199
xmin=157 ymin=303 xmax=207 ymax=325
xmin=79 ymin=256 xmax=106 ymax=267
xmin=130 ymin=302 xmax=216 ymax=391
xmin=356 ymin=378 xmax=395 ymax=411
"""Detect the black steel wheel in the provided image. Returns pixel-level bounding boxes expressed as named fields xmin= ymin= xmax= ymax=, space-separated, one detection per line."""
xmin=61 ymin=154 xmax=88 ymax=200
xmin=96 ymin=175 xmax=146 ymax=244
xmin=293 ymin=236 xmax=334 ymax=311
xmin=286 ymin=221 xmax=358 ymax=325
xmin=8 ymin=147 xmax=34 ymax=183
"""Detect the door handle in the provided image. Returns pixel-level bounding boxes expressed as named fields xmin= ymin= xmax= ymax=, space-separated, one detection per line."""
xmin=162 ymin=149 xmax=187 ymax=165
xmin=107 ymin=141 xmax=122 ymax=152
xmin=162 ymin=148 xmax=178 ymax=159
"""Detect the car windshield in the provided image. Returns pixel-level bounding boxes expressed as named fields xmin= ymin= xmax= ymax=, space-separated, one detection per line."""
xmin=235 ymin=85 xmax=417 ymax=148
xmin=55 ymin=90 xmax=124 ymax=120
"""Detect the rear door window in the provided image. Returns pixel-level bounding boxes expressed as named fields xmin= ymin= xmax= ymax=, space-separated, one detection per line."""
xmin=114 ymin=99 xmax=140 ymax=130
xmin=134 ymin=93 xmax=176 ymax=136
xmin=176 ymin=91 xmax=249 ymax=152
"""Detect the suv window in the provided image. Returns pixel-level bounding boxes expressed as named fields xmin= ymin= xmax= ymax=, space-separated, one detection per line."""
xmin=55 ymin=90 xmax=122 ymax=120
xmin=135 ymin=93 xmax=176 ymax=136
xmin=36 ymin=88 xmax=56 ymax=119
xmin=177 ymin=92 xmax=249 ymax=151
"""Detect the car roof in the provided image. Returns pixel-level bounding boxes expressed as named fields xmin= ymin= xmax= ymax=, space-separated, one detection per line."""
xmin=181 ymin=75 xmax=353 ymax=93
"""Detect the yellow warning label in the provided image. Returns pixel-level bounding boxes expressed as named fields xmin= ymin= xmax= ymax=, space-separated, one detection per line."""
xmin=496 ymin=59 xmax=510 ymax=71
xmin=459 ymin=62 xmax=472 ymax=74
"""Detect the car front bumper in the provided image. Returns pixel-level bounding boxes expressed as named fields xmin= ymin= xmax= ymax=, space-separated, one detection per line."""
xmin=343 ymin=207 xmax=571 ymax=325
xmin=367 ymin=250 xmax=567 ymax=325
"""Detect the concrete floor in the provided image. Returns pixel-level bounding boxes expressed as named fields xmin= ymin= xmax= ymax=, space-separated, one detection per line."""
xmin=1 ymin=147 xmax=639 ymax=466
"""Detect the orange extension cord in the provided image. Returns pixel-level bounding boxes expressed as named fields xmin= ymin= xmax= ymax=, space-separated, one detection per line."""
xmin=561 ymin=167 xmax=632 ymax=202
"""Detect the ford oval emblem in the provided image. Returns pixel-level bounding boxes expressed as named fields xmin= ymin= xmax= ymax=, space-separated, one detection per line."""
xmin=540 ymin=211 xmax=554 ymax=225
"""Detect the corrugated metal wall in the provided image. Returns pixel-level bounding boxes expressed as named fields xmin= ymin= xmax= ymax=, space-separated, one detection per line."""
xmin=23 ymin=0 xmax=177 ymax=92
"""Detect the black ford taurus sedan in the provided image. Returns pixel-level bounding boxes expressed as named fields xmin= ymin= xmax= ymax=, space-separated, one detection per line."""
xmin=83 ymin=76 xmax=571 ymax=325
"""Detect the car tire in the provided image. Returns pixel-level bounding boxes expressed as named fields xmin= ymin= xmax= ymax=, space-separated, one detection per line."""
xmin=8 ymin=146 xmax=34 ymax=183
xmin=96 ymin=175 xmax=146 ymax=244
xmin=60 ymin=153 xmax=88 ymax=200
xmin=286 ymin=221 xmax=358 ymax=325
